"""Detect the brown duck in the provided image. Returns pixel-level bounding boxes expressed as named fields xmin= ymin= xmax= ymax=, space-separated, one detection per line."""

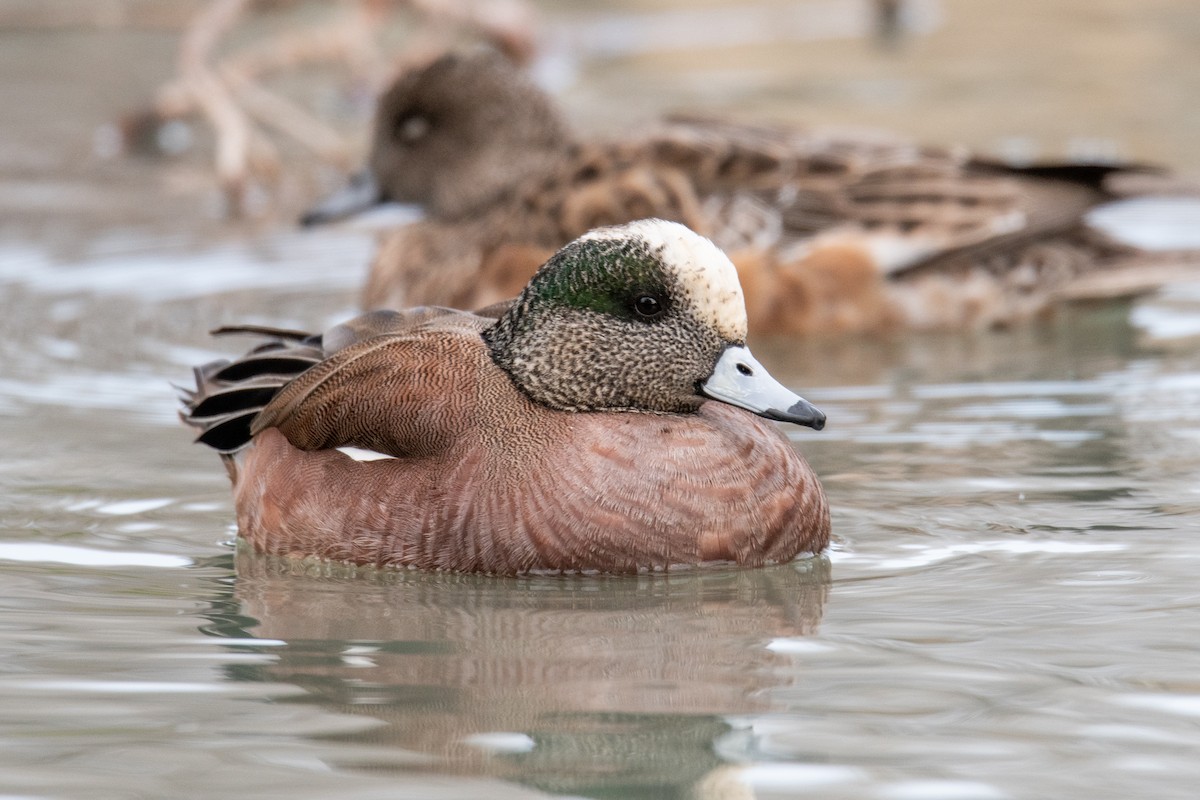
xmin=183 ymin=220 xmax=830 ymax=575
xmin=304 ymin=50 xmax=1200 ymax=335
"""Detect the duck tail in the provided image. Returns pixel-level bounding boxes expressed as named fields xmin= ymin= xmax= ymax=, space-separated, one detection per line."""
xmin=180 ymin=331 xmax=323 ymax=454
xmin=1050 ymin=195 xmax=1200 ymax=302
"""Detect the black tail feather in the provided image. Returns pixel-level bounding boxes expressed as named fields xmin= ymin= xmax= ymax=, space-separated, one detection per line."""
xmin=966 ymin=159 xmax=1163 ymax=192
xmin=182 ymin=328 xmax=321 ymax=454
xmin=194 ymin=410 xmax=261 ymax=454
xmin=210 ymin=324 xmax=317 ymax=342
xmin=210 ymin=354 xmax=321 ymax=383
xmin=189 ymin=385 xmax=284 ymax=420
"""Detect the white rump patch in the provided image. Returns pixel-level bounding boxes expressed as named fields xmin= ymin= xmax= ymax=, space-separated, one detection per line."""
xmin=582 ymin=219 xmax=748 ymax=340
xmin=336 ymin=446 xmax=398 ymax=462
xmin=1086 ymin=197 xmax=1200 ymax=251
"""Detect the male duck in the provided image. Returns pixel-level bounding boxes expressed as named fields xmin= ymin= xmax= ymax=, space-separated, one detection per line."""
xmin=184 ymin=220 xmax=830 ymax=574
xmin=305 ymin=50 xmax=1200 ymax=335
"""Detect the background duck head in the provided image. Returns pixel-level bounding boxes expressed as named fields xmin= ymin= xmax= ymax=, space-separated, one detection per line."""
xmin=303 ymin=50 xmax=568 ymax=225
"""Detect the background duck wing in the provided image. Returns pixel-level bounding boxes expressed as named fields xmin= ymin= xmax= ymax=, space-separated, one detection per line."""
xmin=645 ymin=117 xmax=1166 ymax=275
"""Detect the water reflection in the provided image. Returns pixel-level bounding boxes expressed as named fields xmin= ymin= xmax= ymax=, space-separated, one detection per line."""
xmin=203 ymin=552 xmax=830 ymax=798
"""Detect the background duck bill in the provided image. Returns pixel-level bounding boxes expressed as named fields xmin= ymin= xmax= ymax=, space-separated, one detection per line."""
xmin=300 ymin=169 xmax=387 ymax=226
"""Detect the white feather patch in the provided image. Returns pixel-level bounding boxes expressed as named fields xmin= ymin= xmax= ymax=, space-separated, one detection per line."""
xmin=1086 ymin=197 xmax=1200 ymax=251
xmin=336 ymin=446 xmax=398 ymax=462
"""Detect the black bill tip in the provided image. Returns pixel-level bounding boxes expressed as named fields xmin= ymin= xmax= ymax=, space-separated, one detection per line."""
xmin=763 ymin=399 xmax=826 ymax=430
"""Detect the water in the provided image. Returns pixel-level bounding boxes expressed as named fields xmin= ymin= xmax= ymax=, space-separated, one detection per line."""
xmin=3 ymin=3 xmax=1200 ymax=799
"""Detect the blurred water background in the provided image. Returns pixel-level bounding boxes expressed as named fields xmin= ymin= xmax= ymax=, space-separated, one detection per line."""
xmin=2 ymin=2 xmax=1199 ymax=798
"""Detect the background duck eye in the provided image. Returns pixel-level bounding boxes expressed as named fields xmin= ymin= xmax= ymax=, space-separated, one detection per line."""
xmin=396 ymin=115 xmax=430 ymax=143
xmin=633 ymin=295 xmax=664 ymax=319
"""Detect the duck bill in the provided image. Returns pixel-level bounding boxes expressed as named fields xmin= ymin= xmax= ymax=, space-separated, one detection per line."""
xmin=300 ymin=170 xmax=425 ymax=228
xmin=700 ymin=345 xmax=826 ymax=430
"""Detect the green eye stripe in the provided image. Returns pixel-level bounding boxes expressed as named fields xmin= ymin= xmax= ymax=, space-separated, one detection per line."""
xmin=531 ymin=238 xmax=670 ymax=318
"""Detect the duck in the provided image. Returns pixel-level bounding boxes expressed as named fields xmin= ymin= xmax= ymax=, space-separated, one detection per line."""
xmin=182 ymin=220 xmax=831 ymax=575
xmin=303 ymin=50 xmax=1200 ymax=335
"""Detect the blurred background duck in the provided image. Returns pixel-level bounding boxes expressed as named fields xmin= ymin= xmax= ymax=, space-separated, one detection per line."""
xmin=304 ymin=50 xmax=1200 ymax=336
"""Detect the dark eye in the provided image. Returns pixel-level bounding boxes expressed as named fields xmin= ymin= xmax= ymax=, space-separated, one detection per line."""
xmin=394 ymin=115 xmax=430 ymax=144
xmin=633 ymin=295 xmax=664 ymax=319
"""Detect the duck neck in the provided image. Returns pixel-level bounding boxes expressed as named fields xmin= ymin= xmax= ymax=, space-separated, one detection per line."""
xmin=481 ymin=289 xmax=546 ymax=403
xmin=439 ymin=117 xmax=576 ymax=221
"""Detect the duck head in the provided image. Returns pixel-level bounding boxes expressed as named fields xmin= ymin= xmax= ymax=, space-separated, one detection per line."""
xmin=302 ymin=51 xmax=569 ymax=226
xmin=484 ymin=219 xmax=826 ymax=429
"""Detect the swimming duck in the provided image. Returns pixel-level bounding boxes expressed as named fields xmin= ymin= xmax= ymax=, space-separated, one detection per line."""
xmin=304 ymin=50 xmax=1200 ymax=334
xmin=183 ymin=220 xmax=831 ymax=574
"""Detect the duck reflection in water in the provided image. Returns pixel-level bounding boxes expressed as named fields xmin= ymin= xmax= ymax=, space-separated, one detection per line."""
xmin=211 ymin=551 xmax=829 ymax=798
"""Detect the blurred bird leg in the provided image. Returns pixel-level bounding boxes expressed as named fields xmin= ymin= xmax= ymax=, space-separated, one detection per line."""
xmin=221 ymin=67 xmax=352 ymax=169
xmin=174 ymin=0 xmax=256 ymax=214
xmin=407 ymin=0 xmax=537 ymax=65
xmin=130 ymin=0 xmax=539 ymax=218
xmin=216 ymin=3 xmax=391 ymax=87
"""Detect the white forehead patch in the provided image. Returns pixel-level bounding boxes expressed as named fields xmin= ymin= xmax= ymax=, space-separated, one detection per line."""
xmin=581 ymin=219 xmax=748 ymax=340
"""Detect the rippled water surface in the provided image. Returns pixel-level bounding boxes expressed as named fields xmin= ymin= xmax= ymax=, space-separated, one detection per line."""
xmin=3 ymin=3 xmax=1200 ymax=799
